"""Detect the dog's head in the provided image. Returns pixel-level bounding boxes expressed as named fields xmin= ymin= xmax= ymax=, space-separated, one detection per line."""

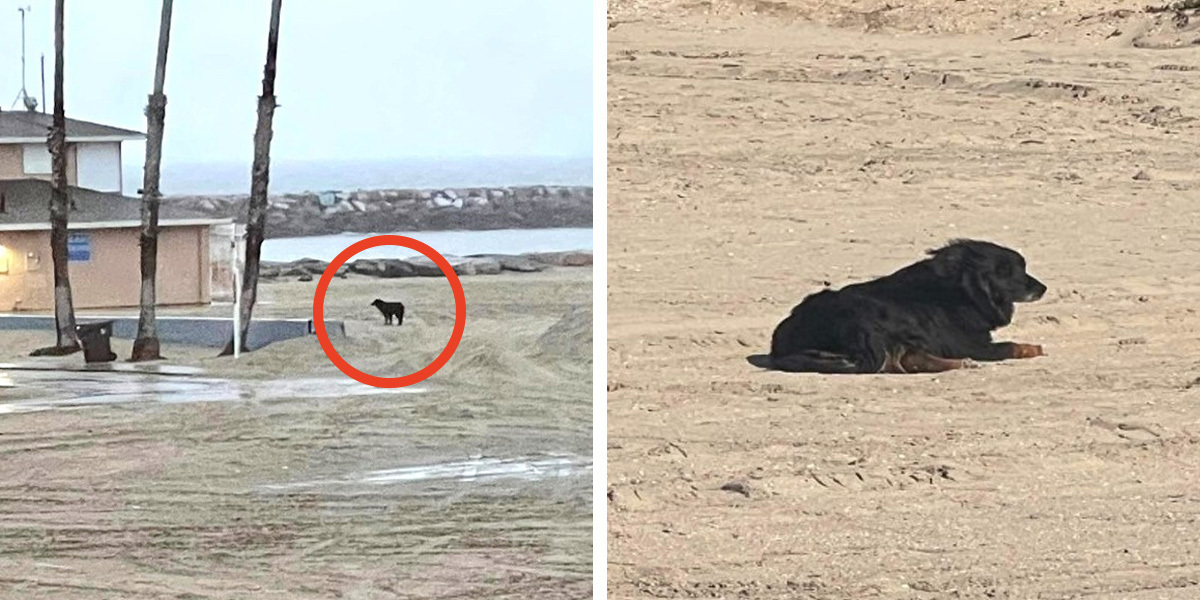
xmin=928 ymin=239 xmax=1046 ymax=328
xmin=370 ymin=299 xmax=385 ymax=308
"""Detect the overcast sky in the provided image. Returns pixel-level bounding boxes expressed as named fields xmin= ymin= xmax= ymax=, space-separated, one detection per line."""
xmin=0 ymin=1 xmax=593 ymax=166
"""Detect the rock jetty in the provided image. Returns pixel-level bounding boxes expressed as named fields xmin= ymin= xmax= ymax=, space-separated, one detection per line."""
xmin=163 ymin=185 xmax=592 ymax=239
xmin=261 ymin=250 xmax=593 ymax=281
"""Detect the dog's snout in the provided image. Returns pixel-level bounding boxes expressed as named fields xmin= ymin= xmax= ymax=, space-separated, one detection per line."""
xmin=1021 ymin=275 xmax=1047 ymax=302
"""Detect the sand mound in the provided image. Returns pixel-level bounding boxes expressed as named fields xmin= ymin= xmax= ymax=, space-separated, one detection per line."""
xmin=441 ymin=332 xmax=528 ymax=381
xmin=432 ymin=305 xmax=592 ymax=386
xmin=534 ymin=305 xmax=593 ymax=360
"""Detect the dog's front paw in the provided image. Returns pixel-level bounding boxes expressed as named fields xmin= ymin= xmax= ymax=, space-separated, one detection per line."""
xmin=1012 ymin=343 xmax=1044 ymax=359
xmin=961 ymin=358 xmax=981 ymax=369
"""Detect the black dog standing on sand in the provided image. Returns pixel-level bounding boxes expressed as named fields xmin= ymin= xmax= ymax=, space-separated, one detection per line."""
xmin=370 ymin=299 xmax=406 ymax=326
xmin=768 ymin=239 xmax=1047 ymax=374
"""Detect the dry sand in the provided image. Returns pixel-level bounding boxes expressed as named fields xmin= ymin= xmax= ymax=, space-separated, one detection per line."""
xmin=608 ymin=1 xmax=1200 ymax=598
xmin=0 ymin=268 xmax=592 ymax=598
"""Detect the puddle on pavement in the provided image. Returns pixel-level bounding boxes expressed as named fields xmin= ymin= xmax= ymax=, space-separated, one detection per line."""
xmin=0 ymin=372 xmax=423 ymax=414
xmin=0 ymin=362 xmax=204 ymax=376
xmin=258 ymin=454 xmax=593 ymax=492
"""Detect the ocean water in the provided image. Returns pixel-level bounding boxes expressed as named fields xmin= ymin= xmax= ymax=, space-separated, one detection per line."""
xmin=130 ymin=156 xmax=593 ymax=196
xmin=261 ymin=227 xmax=593 ymax=263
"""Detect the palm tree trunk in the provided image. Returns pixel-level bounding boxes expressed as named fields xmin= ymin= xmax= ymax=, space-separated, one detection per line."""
xmin=131 ymin=0 xmax=174 ymax=362
xmin=221 ymin=0 xmax=282 ymax=356
xmin=47 ymin=0 xmax=78 ymax=353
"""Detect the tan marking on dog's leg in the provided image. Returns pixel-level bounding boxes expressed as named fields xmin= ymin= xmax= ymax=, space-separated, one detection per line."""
xmin=898 ymin=350 xmax=972 ymax=373
xmin=881 ymin=351 xmax=907 ymax=374
xmin=1010 ymin=343 xmax=1045 ymax=359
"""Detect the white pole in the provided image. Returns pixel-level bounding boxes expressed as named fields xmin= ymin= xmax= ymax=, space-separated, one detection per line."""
xmin=233 ymin=264 xmax=241 ymax=359
xmin=232 ymin=228 xmax=241 ymax=359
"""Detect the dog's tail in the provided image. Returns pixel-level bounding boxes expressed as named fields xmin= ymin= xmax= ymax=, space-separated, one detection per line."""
xmin=768 ymin=350 xmax=871 ymax=374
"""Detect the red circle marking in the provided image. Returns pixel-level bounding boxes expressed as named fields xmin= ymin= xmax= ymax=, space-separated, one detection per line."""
xmin=312 ymin=235 xmax=466 ymax=388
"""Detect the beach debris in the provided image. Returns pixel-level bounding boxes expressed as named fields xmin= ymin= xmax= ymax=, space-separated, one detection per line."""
xmin=720 ymin=481 xmax=751 ymax=498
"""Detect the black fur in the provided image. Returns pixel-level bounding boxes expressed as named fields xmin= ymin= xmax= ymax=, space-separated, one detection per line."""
xmin=768 ymin=239 xmax=1047 ymax=374
xmin=370 ymin=299 xmax=406 ymax=326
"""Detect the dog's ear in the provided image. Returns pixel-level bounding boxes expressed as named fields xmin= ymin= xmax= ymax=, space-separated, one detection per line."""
xmin=927 ymin=242 xmax=968 ymax=278
xmin=962 ymin=270 xmax=1012 ymax=327
xmin=931 ymin=241 xmax=1014 ymax=327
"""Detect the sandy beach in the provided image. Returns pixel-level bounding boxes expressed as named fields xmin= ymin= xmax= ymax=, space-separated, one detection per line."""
xmin=0 ymin=268 xmax=592 ymax=598
xmin=608 ymin=1 xmax=1200 ymax=598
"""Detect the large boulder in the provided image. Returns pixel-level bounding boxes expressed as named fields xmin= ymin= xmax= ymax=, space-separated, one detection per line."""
xmin=524 ymin=251 xmax=593 ymax=267
xmin=349 ymin=259 xmax=385 ymax=277
xmin=404 ymin=255 xmax=502 ymax=277
xmin=403 ymin=256 xmax=450 ymax=277
xmin=468 ymin=254 xmax=548 ymax=273
xmin=263 ymin=258 xmax=329 ymax=278
xmin=292 ymin=258 xmax=330 ymax=275
xmin=377 ymin=259 xmax=419 ymax=278
xmin=455 ymin=256 xmax=502 ymax=276
xmin=350 ymin=258 xmax=418 ymax=278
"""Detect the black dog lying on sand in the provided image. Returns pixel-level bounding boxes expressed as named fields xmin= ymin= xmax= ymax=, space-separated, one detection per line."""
xmin=370 ymin=299 xmax=405 ymax=326
xmin=768 ymin=239 xmax=1047 ymax=374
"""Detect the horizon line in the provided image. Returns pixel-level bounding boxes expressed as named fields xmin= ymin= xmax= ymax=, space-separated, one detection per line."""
xmin=123 ymin=155 xmax=594 ymax=166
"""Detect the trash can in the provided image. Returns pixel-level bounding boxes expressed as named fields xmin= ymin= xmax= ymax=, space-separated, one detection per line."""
xmin=76 ymin=321 xmax=118 ymax=364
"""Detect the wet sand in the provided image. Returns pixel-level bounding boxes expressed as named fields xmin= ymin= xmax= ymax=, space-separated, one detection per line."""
xmin=609 ymin=2 xmax=1200 ymax=598
xmin=0 ymin=268 xmax=592 ymax=598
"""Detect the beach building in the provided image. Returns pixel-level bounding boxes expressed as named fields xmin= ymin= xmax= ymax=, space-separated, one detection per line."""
xmin=0 ymin=104 xmax=244 ymax=311
xmin=0 ymin=109 xmax=143 ymax=194
xmin=0 ymin=179 xmax=233 ymax=311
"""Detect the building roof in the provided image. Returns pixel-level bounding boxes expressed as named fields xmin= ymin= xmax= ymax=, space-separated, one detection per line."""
xmin=0 ymin=110 xmax=145 ymax=143
xmin=0 ymin=179 xmax=229 ymax=231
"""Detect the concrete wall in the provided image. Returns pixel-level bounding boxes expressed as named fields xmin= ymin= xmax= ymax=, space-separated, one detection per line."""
xmin=0 ymin=143 xmax=79 ymax=185
xmin=0 ymin=314 xmax=345 ymax=351
xmin=0 ymin=224 xmax=210 ymax=312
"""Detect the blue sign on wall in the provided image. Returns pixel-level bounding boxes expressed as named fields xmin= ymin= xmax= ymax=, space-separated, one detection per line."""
xmin=67 ymin=233 xmax=91 ymax=262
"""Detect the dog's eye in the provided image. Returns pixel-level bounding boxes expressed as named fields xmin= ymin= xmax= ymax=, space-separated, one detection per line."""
xmin=997 ymin=263 xmax=1013 ymax=277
